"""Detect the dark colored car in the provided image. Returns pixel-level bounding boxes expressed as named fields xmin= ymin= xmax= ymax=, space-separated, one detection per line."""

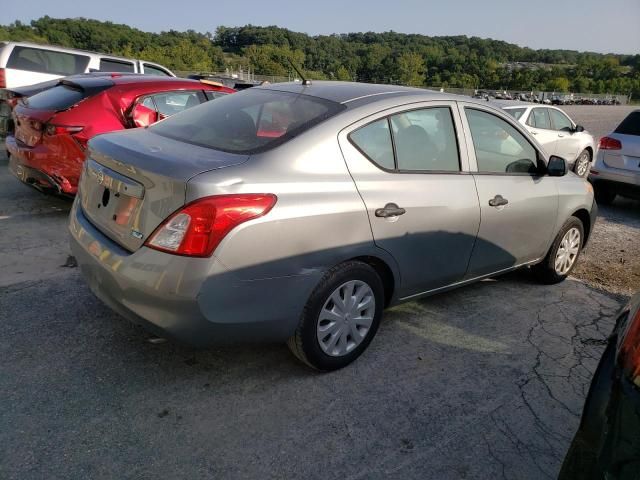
xmin=5 ymin=75 xmax=235 ymax=195
xmin=559 ymin=292 xmax=640 ymax=479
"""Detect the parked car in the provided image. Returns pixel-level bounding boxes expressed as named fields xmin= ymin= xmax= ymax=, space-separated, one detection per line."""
xmin=1 ymin=73 xmax=139 ymax=147
xmin=589 ymin=110 xmax=640 ymax=204
xmin=6 ymin=75 xmax=235 ymax=195
xmin=0 ymin=41 xmax=175 ymax=89
xmin=503 ymin=104 xmax=596 ymax=177
xmin=68 ymin=82 xmax=596 ymax=370
xmin=559 ymin=292 xmax=640 ymax=479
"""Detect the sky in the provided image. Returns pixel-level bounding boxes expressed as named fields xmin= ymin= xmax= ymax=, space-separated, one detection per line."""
xmin=2 ymin=0 xmax=639 ymax=55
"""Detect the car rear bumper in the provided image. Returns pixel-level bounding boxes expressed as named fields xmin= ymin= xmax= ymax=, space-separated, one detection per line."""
xmin=558 ymin=341 xmax=640 ymax=479
xmin=69 ymin=198 xmax=316 ymax=346
xmin=5 ymin=135 xmax=80 ymax=194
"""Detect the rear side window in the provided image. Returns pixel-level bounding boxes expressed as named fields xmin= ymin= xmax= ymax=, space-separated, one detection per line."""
xmin=505 ymin=108 xmax=526 ymax=120
xmin=151 ymin=91 xmax=205 ymax=117
xmin=390 ymin=108 xmax=459 ymax=171
xmin=99 ymin=58 xmax=135 ymax=72
xmin=24 ymin=84 xmax=101 ymax=111
xmin=615 ymin=111 xmax=640 ymax=136
xmin=528 ymin=108 xmax=551 ymax=129
xmin=205 ymin=90 xmax=230 ymax=101
xmin=350 ymin=119 xmax=394 ymax=169
xmin=151 ymin=89 xmax=345 ymax=154
xmin=7 ymin=46 xmax=89 ymax=75
xmin=143 ymin=64 xmax=171 ymax=76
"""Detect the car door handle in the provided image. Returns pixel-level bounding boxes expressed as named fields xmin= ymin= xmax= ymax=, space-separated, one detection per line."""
xmin=375 ymin=203 xmax=406 ymax=218
xmin=530 ymin=131 xmax=538 ymax=135
xmin=488 ymin=195 xmax=509 ymax=207
xmin=558 ymin=133 xmax=565 ymax=138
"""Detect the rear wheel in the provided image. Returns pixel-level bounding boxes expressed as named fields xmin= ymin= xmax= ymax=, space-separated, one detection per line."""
xmin=594 ymin=185 xmax=616 ymax=205
xmin=573 ymin=149 xmax=591 ymax=177
xmin=532 ymin=217 xmax=584 ymax=284
xmin=287 ymin=261 xmax=384 ymax=371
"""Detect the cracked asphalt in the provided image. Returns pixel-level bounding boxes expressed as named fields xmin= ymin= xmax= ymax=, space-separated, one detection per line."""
xmin=0 ymin=135 xmax=632 ymax=479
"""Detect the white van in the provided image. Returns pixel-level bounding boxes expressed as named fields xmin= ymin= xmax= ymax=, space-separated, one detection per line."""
xmin=0 ymin=41 xmax=175 ymax=89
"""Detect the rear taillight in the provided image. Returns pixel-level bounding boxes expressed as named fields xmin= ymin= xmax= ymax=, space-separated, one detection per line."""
xmin=45 ymin=124 xmax=87 ymax=149
xmin=620 ymin=309 xmax=640 ymax=387
xmin=0 ymin=68 xmax=5 ymax=88
xmin=599 ymin=136 xmax=622 ymax=150
xmin=145 ymin=194 xmax=277 ymax=257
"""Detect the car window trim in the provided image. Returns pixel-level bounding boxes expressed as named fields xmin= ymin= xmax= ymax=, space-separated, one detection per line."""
xmin=347 ymin=105 xmax=463 ymax=175
xmin=529 ymin=107 xmax=554 ymax=131
xmin=460 ymin=104 xmax=546 ymax=177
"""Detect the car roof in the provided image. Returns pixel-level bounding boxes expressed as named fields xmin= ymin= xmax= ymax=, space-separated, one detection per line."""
xmin=257 ymin=81 xmax=454 ymax=106
xmin=64 ymin=74 xmax=231 ymax=91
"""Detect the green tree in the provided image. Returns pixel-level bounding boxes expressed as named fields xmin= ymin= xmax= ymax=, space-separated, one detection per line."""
xmin=395 ymin=52 xmax=425 ymax=86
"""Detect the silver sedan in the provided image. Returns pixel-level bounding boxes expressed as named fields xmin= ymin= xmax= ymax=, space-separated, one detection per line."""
xmin=69 ymin=82 xmax=597 ymax=370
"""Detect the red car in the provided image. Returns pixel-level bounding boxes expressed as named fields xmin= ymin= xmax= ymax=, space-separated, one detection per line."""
xmin=6 ymin=75 xmax=235 ymax=195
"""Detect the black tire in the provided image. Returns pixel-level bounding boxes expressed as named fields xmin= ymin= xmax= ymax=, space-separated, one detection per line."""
xmin=573 ymin=149 xmax=592 ymax=177
xmin=594 ymin=185 xmax=616 ymax=205
xmin=532 ymin=217 xmax=584 ymax=285
xmin=287 ymin=261 xmax=384 ymax=371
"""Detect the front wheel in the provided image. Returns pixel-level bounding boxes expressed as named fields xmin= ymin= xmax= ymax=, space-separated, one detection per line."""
xmin=532 ymin=217 xmax=584 ymax=284
xmin=573 ymin=149 xmax=592 ymax=177
xmin=287 ymin=261 xmax=384 ymax=371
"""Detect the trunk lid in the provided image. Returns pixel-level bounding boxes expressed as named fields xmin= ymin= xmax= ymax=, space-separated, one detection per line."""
xmin=79 ymin=128 xmax=249 ymax=252
xmin=603 ymin=133 xmax=640 ymax=173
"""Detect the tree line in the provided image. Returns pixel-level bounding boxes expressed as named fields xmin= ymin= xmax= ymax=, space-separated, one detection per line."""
xmin=1 ymin=17 xmax=638 ymax=97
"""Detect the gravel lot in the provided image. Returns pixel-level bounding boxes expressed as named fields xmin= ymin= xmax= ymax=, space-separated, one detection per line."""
xmin=0 ymin=106 xmax=637 ymax=479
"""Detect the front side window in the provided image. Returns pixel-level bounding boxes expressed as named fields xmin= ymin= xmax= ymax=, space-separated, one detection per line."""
xmin=390 ymin=108 xmax=459 ymax=171
xmin=7 ymin=46 xmax=89 ymax=75
xmin=548 ymin=109 xmax=573 ymax=132
xmin=151 ymin=89 xmax=345 ymax=154
xmin=465 ymin=108 xmax=538 ymax=174
xmin=529 ymin=108 xmax=552 ymax=129
xmin=349 ymin=118 xmax=394 ymax=170
xmin=205 ymin=90 xmax=230 ymax=101
xmin=99 ymin=58 xmax=135 ymax=73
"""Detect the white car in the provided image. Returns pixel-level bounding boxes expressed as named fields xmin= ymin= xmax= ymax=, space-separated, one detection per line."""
xmin=0 ymin=41 xmax=175 ymax=89
xmin=503 ymin=105 xmax=595 ymax=177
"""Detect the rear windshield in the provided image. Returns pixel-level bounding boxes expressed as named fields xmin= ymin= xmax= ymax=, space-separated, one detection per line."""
xmin=7 ymin=46 xmax=89 ymax=76
xmin=23 ymin=84 xmax=100 ymax=111
xmin=150 ymin=89 xmax=346 ymax=154
xmin=505 ymin=108 xmax=526 ymax=120
xmin=615 ymin=111 xmax=640 ymax=136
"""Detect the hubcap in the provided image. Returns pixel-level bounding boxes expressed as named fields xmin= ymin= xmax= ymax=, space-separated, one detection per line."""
xmin=555 ymin=227 xmax=581 ymax=275
xmin=575 ymin=153 xmax=590 ymax=177
xmin=317 ymin=280 xmax=375 ymax=357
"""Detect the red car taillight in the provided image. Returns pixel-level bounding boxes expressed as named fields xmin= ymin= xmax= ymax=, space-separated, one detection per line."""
xmin=599 ymin=136 xmax=622 ymax=150
xmin=0 ymin=68 xmax=6 ymax=88
xmin=620 ymin=309 xmax=640 ymax=387
xmin=45 ymin=124 xmax=87 ymax=149
xmin=145 ymin=194 xmax=277 ymax=257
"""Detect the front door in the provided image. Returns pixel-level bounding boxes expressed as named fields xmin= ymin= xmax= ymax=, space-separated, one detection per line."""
xmin=459 ymin=105 xmax=559 ymax=278
xmin=548 ymin=108 xmax=582 ymax=162
xmin=339 ymin=102 xmax=481 ymax=298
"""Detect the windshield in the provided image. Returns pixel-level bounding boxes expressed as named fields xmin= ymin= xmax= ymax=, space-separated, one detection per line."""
xmin=150 ymin=88 xmax=346 ymax=154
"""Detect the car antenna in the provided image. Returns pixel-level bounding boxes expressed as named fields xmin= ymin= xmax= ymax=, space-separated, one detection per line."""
xmin=288 ymin=58 xmax=311 ymax=86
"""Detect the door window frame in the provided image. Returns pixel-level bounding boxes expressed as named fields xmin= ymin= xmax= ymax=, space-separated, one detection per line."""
xmin=345 ymin=101 xmax=469 ymax=175
xmin=457 ymin=102 xmax=547 ymax=176
xmin=527 ymin=107 xmax=554 ymax=131
xmin=548 ymin=107 xmax=575 ymax=132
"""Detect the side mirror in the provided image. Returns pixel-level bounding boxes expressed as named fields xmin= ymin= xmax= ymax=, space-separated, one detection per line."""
xmin=130 ymin=103 xmax=158 ymax=128
xmin=547 ymin=156 xmax=568 ymax=177
xmin=574 ymin=124 xmax=585 ymax=133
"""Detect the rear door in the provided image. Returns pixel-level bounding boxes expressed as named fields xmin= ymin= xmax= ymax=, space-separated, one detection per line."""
xmin=4 ymin=45 xmax=90 ymax=88
xmin=459 ymin=104 xmax=558 ymax=278
xmin=525 ymin=107 xmax=558 ymax=155
xmin=339 ymin=102 xmax=480 ymax=298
